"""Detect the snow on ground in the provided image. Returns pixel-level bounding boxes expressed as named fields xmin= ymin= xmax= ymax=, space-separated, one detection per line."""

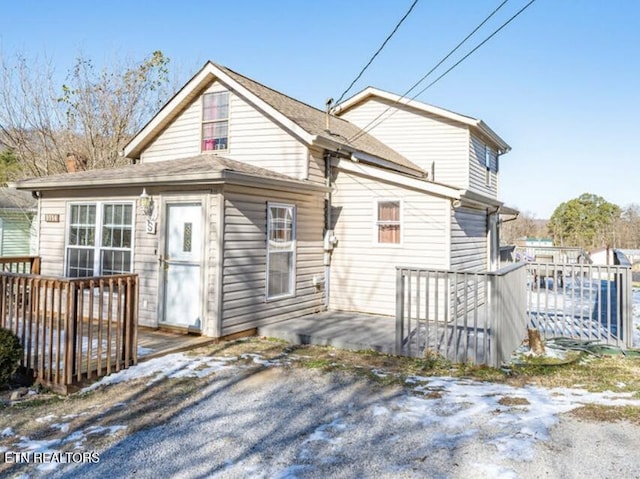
xmin=6 ymin=347 xmax=640 ymax=478
xmin=82 ymin=352 xmax=239 ymax=391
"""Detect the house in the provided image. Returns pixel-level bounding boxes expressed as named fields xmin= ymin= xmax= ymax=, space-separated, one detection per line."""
xmin=0 ymin=188 xmax=37 ymax=256
xmin=14 ymin=61 xmax=513 ymax=338
xmin=590 ymin=247 xmax=631 ymax=267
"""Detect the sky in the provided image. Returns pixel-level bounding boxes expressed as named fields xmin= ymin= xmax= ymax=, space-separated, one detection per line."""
xmin=1 ymin=0 xmax=638 ymax=218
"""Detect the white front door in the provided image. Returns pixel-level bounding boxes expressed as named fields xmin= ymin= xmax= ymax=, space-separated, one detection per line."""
xmin=162 ymin=203 xmax=203 ymax=329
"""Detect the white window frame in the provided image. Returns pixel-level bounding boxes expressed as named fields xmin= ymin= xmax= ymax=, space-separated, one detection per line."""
xmin=64 ymin=201 xmax=135 ymax=277
xmin=201 ymin=90 xmax=229 ymax=152
xmin=373 ymin=198 xmax=403 ymax=246
xmin=485 ymin=145 xmax=492 ymax=187
xmin=266 ymin=202 xmax=296 ymax=300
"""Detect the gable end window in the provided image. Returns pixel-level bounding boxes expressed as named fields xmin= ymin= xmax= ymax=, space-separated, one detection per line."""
xmin=266 ymin=203 xmax=296 ymax=299
xmin=375 ymin=200 xmax=401 ymax=244
xmin=202 ymin=91 xmax=229 ymax=151
xmin=66 ymin=202 xmax=134 ymax=277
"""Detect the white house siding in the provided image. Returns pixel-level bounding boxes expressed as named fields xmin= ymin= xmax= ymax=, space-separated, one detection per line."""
xmin=450 ymin=206 xmax=488 ymax=272
xmin=0 ymin=211 xmax=34 ymax=256
xmin=220 ymin=185 xmax=325 ymax=335
xmin=468 ymin=133 xmax=498 ymax=198
xmin=140 ymin=80 xmax=308 ymax=180
xmin=308 ymin=147 xmax=327 ymax=186
xmin=329 ymin=169 xmax=450 ymax=317
xmin=338 ymin=98 xmax=469 ymax=189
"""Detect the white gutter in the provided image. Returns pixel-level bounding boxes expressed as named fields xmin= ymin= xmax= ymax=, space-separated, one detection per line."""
xmin=14 ymin=171 xmax=330 ymax=194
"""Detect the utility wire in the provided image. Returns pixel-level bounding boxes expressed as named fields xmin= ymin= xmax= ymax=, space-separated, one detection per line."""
xmin=334 ymin=0 xmax=420 ymax=106
xmin=348 ymin=0 xmax=536 ymax=144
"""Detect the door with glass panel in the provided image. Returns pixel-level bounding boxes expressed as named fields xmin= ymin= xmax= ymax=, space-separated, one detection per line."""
xmin=161 ymin=203 xmax=203 ymax=329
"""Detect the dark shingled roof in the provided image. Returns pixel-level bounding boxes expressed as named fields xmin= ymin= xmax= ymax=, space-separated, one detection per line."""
xmin=215 ymin=64 xmax=423 ymax=174
xmin=15 ymin=154 xmax=321 ymax=190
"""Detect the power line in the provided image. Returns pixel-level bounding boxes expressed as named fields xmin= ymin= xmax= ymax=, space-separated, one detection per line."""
xmin=348 ymin=0 xmax=512 ymax=143
xmin=348 ymin=0 xmax=536 ymax=144
xmin=334 ymin=0 xmax=420 ymax=107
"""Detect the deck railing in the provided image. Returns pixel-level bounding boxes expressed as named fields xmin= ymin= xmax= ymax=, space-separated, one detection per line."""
xmin=396 ymin=263 xmax=528 ymax=367
xmin=0 ymin=258 xmax=138 ymax=393
xmin=0 ymin=256 xmax=41 ymax=274
xmin=526 ymin=262 xmax=633 ymax=347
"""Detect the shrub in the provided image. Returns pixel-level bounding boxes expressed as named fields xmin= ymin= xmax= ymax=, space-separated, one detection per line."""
xmin=0 ymin=328 xmax=22 ymax=386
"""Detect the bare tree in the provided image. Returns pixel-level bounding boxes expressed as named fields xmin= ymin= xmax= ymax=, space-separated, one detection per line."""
xmin=0 ymin=50 xmax=172 ymax=180
xmin=500 ymin=210 xmax=548 ymax=245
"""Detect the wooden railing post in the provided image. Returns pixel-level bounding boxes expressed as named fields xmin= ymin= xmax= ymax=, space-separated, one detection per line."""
xmin=0 ymin=264 xmax=139 ymax=392
xmin=395 ymin=268 xmax=405 ymax=354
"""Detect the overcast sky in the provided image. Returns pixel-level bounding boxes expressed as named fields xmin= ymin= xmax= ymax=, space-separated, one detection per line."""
xmin=1 ymin=0 xmax=638 ymax=218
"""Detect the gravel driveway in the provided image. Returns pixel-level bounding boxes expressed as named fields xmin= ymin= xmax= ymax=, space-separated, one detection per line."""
xmin=51 ymin=364 xmax=640 ymax=479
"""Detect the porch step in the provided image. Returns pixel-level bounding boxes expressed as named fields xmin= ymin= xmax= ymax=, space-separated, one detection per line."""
xmin=258 ymin=311 xmax=396 ymax=354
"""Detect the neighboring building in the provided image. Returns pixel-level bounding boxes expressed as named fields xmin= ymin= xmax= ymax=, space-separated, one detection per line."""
xmin=618 ymin=249 xmax=640 ymax=266
xmin=0 ymin=188 xmax=37 ymax=256
xmin=515 ymin=237 xmax=553 ymax=248
xmin=590 ymin=247 xmax=632 ymax=266
xmin=15 ymin=61 xmax=514 ymax=337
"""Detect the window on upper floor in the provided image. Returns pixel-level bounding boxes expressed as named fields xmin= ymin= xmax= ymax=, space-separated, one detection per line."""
xmin=202 ymin=91 xmax=229 ymax=151
xmin=375 ymin=200 xmax=401 ymax=245
xmin=66 ymin=202 xmax=134 ymax=277
xmin=485 ymin=145 xmax=492 ymax=187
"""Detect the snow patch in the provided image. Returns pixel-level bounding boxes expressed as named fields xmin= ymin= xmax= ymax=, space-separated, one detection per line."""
xmin=82 ymin=353 xmax=237 ymax=391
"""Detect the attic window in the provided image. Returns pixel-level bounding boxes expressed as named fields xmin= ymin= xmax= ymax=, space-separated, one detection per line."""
xmin=202 ymin=91 xmax=229 ymax=151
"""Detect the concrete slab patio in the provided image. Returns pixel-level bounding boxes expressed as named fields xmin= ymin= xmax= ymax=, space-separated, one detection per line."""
xmin=258 ymin=311 xmax=397 ymax=354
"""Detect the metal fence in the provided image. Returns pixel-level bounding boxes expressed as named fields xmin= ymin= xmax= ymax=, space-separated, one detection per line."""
xmin=525 ymin=262 xmax=633 ymax=347
xmin=395 ymin=263 xmax=528 ymax=367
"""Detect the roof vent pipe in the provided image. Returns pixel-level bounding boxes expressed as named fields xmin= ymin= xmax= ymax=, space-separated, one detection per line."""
xmin=325 ymin=98 xmax=334 ymax=131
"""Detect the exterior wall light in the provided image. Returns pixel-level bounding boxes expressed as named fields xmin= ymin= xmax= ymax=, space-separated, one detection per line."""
xmin=139 ymin=188 xmax=157 ymax=234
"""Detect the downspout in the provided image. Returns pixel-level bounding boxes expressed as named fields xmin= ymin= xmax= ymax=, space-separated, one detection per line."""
xmin=324 ymin=152 xmax=332 ymax=309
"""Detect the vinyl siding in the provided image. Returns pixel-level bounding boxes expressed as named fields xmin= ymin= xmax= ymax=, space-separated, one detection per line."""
xmin=330 ymin=169 xmax=450 ymax=316
xmin=338 ymin=98 xmax=469 ymax=189
xmin=220 ymin=185 xmax=325 ymax=335
xmin=140 ymin=80 xmax=308 ymax=180
xmin=468 ymin=133 xmax=498 ymax=198
xmin=308 ymin=147 xmax=327 ymax=185
xmin=0 ymin=211 xmax=34 ymax=256
xmin=450 ymin=206 xmax=488 ymax=272
xmin=36 ymin=187 xmax=220 ymax=330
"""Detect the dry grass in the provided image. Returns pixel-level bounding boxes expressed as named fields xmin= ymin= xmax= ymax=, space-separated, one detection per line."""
xmin=1 ymin=335 xmax=639 ymax=473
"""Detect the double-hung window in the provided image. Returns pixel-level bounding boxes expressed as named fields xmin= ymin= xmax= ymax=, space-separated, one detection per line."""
xmin=266 ymin=203 xmax=296 ymax=299
xmin=66 ymin=202 xmax=134 ymax=277
xmin=375 ymin=200 xmax=401 ymax=244
xmin=202 ymin=91 xmax=229 ymax=151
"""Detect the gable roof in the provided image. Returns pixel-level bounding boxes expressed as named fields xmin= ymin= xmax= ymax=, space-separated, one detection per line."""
xmin=13 ymin=154 xmax=328 ymax=192
xmin=332 ymin=87 xmax=511 ymax=153
xmin=124 ymin=62 xmax=424 ymax=177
